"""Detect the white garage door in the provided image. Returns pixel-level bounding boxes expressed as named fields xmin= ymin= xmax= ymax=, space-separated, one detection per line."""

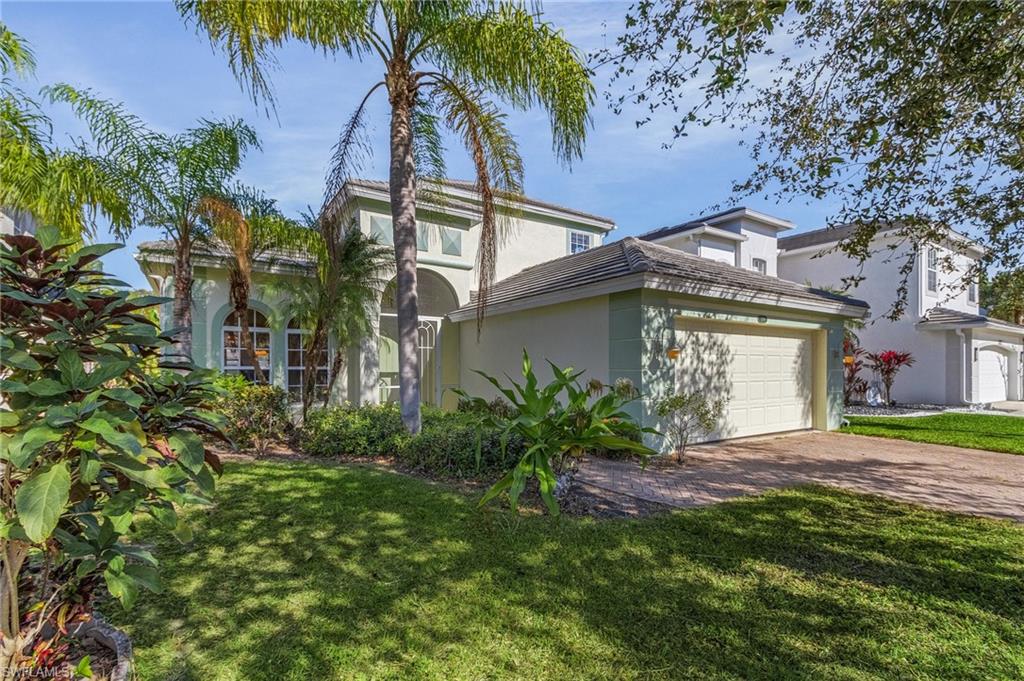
xmin=977 ymin=349 xmax=1009 ymax=403
xmin=676 ymin=320 xmax=815 ymax=440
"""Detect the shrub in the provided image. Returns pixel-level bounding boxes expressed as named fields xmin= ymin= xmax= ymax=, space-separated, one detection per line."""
xmin=655 ymin=392 xmax=727 ymax=460
xmin=212 ymin=373 xmax=291 ymax=455
xmin=455 ymin=350 xmax=658 ymax=515
xmin=396 ymin=412 xmax=524 ymax=478
xmin=301 ymin=402 xmax=406 ymax=458
xmin=843 ymin=338 xmax=868 ymax=405
xmin=865 ymin=350 xmax=915 ymax=405
xmin=0 ymin=230 xmax=223 ymax=673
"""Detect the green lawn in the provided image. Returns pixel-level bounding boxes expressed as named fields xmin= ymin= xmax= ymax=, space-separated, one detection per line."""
xmin=112 ymin=462 xmax=1024 ymax=680
xmin=843 ymin=413 xmax=1024 ymax=454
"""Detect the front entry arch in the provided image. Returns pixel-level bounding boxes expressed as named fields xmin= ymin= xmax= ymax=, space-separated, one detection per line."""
xmin=378 ymin=268 xmax=459 ymax=406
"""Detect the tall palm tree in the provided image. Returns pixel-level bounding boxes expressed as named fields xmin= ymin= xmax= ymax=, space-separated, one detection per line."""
xmin=178 ymin=0 xmax=593 ymax=432
xmin=0 ymin=25 xmax=132 ymax=241
xmin=46 ymin=85 xmax=259 ymax=358
xmin=282 ymin=219 xmax=391 ymax=419
xmin=199 ymin=184 xmax=303 ymax=383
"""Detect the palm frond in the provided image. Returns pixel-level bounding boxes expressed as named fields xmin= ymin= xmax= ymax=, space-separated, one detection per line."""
xmin=426 ymin=2 xmax=593 ymax=165
xmin=0 ymin=24 xmax=36 ymax=77
xmin=322 ymin=81 xmax=384 ymax=219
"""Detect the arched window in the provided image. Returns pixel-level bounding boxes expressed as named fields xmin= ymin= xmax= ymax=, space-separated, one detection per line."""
xmin=286 ymin=318 xmax=330 ymax=402
xmin=222 ymin=309 xmax=271 ymax=383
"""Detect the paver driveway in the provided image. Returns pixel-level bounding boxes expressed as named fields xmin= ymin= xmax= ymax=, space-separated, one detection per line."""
xmin=577 ymin=431 xmax=1024 ymax=522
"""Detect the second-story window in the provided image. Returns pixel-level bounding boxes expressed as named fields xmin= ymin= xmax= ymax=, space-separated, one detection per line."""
xmin=569 ymin=231 xmax=592 ymax=254
xmin=927 ymin=248 xmax=938 ymax=293
xmin=441 ymin=227 xmax=462 ymax=256
xmin=752 ymin=257 xmax=767 ymax=275
xmin=968 ymin=281 xmax=978 ymax=303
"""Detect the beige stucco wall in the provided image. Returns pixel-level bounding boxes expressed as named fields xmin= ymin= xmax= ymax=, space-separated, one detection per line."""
xmin=456 ymin=295 xmax=611 ymax=400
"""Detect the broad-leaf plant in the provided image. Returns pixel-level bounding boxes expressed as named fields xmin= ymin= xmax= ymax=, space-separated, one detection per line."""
xmin=0 ymin=228 xmax=224 ymax=673
xmin=456 ymin=350 xmax=657 ymax=516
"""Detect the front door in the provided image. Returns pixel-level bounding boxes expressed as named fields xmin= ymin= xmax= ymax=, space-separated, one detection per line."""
xmin=378 ymin=314 xmax=441 ymax=405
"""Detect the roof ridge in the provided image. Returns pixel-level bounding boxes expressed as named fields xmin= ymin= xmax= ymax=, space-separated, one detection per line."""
xmin=621 ymin=236 xmax=652 ymax=272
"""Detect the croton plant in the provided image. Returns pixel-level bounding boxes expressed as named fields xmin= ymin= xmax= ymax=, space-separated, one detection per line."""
xmin=0 ymin=228 xmax=225 ymax=673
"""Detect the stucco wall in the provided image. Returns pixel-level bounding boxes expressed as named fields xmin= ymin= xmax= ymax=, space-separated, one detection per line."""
xmin=457 ymin=296 xmax=611 ymax=400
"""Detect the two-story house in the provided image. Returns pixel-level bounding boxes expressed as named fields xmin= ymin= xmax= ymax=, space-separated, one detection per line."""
xmin=778 ymin=224 xmax=1024 ymax=405
xmin=138 ymin=195 xmax=868 ymax=449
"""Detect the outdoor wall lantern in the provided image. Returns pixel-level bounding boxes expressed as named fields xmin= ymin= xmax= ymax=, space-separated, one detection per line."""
xmin=757 ymin=315 xmax=768 ymax=324
xmin=666 ymin=345 xmax=682 ymax=360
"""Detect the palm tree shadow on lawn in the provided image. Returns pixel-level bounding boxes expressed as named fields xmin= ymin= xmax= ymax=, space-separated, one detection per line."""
xmin=111 ymin=462 xmax=1024 ymax=680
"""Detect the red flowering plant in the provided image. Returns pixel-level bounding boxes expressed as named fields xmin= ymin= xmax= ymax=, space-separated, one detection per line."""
xmin=865 ymin=350 xmax=916 ymax=405
xmin=842 ymin=338 xmax=868 ymax=405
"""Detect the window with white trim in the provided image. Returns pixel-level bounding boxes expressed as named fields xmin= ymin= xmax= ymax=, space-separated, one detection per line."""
xmin=222 ymin=309 xmax=271 ymax=383
xmin=569 ymin=230 xmax=592 ymax=254
xmin=441 ymin=227 xmax=462 ymax=256
xmin=369 ymin=215 xmax=393 ymax=245
xmin=926 ymin=248 xmax=938 ymax=293
xmin=752 ymin=257 xmax=767 ymax=275
xmin=286 ymin=319 xmax=330 ymax=403
xmin=968 ymin=281 xmax=977 ymax=303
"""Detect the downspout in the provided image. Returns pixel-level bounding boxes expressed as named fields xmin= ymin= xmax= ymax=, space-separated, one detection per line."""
xmin=955 ymin=328 xmax=971 ymax=404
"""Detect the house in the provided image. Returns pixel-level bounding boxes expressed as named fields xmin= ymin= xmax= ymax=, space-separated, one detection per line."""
xmin=137 ymin=191 xmax=868 ymax=450
xmin=778 ymin=224 xmax=1024 ymax=405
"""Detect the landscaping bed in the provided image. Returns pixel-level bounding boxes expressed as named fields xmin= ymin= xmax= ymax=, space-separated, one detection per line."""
xmin=111 ymin=461 xmax=1024 ymax=680
xmin=842 ymin=413 xmax=1024 ymax=455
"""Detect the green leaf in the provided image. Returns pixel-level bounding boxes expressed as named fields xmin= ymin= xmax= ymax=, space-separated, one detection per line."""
xmin=15 ymin=462 xmax=71 ymax=542
xmin=73 ymin=655 xmax=93 ymax=678
xmin=125 ymin=564 xmax=162 ymax=593
xmin=57 ymin=349 xmax=88 ymax=389
xmin=103 ymin=387 xmax=143 ymax=408
xmin=171 ymin=517 xmax=193 ymax=543
xmin=66 ymin=242 xmax=121 ymax=266
xmin=3 ymin=424 xmax=62 ymax=468
xmin=2 ymin=350 xmax=41 ymax=370
xmin=105 ymin=454 xmax=168 ymax=488
xmin=0 ymin=410 xmax=19 ymax=428
xmin=0 ymin=378 xmax=29 ymax=393
xmin=103 ymin=557 xmax=139 ymax=609
xmin=79 ymin=453 xmax=101 ymax=483
xmin=28 ymin=378 xmax=68 ymax=397
xmin=168 ymin=430 xmax=205 ymax=473
xmin=80 ymin=413 xmax=142 ymax=455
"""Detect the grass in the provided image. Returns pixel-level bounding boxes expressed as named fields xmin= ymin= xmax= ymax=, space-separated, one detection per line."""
xmin=111 ymin=461 xmax=1024 ymax=680
xmin=843 ymin=412 xmax=1024 ymax=454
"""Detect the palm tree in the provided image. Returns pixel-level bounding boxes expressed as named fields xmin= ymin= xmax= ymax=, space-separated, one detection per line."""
xmin=199 ymin=184 xmax=303 ymax=383
xmin=46 ymin=85 xmax=259 ymax=358
xmin=282 ymin=219 xmax=391 ymax=419
xmin=178 ymin=0 xmax=593 ymax=432
xmin=0 ymin=25 xmax=132 ymax=241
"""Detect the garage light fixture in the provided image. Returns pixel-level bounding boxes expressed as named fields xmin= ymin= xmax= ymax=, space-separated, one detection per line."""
xmin=666 ymin=346 xmax=682 ymax=360
xmin=757 ymin=315 xmax=768 ymax=324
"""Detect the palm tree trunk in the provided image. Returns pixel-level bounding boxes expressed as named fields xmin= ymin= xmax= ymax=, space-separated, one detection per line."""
xmin=302 ymin=321 xmax=328 ymax=420
xmin=172 ymin=235 xmax=194 ymax=360
xmin=230 ymin=274 xmax=266 ymax=384
xmin=388 ymin=64 xmax=421 ymax=434
xmin=324 ymin=351 xmax=344 ymax=408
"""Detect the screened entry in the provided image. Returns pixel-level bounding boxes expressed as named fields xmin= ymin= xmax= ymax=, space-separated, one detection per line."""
xmin=379 ymin=269 xmax=458 ymax=405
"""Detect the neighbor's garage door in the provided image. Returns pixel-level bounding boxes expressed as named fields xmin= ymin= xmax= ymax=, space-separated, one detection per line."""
xmin=675 ymin=320 xmax=815 ymax=440
xmin=977 ymin=349 xmax=1009 ymax=403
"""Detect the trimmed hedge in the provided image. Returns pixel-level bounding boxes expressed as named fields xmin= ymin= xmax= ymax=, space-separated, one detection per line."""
xmin=300 ymin=404 xmax=523 ymax=478
xmin=213 ymin=373 xmax=292 ymax=454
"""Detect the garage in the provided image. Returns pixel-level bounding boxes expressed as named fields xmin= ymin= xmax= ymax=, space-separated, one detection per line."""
xmin=977 ymin=348 xmax=1009 ymax=403
xmin=676 ymin=320 xmax=816 ymax=439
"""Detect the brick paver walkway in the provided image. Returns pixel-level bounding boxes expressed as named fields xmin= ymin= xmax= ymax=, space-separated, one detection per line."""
xmin=577 ymin=431 xmax=1024 ymax=522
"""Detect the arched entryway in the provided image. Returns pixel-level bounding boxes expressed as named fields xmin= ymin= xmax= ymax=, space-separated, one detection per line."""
xmin=378 ymin=269 xmax=459 ymax=405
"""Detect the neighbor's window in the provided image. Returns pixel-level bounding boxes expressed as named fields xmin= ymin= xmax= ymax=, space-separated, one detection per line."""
xmin=752 ymin=257 xmax=767 ymax=275
xmin=569 ymin=231 xmax=592 ymax=254
xmin=369 ymin=215 xmax=394 ymax=245
xmin=968 ymin=281 xmax=978 ymax=303
xmin=441 ymin=227 xmax=462 ymax=256
xmin=222 ymin=308 xmax=271 ymax=383
xmin=286 ymin=319 xmax=330 ymax=402
xmin=927 ymin=248 xmax=938 ymax=293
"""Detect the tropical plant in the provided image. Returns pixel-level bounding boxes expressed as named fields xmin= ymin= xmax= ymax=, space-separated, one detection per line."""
xmin=212 ymin=373 xmax=291 ymax=456
xmin=0 ymin=25 xmax=131 ymax=241
xmin=865 ymin=350 xmax=916 ymax=405
xmin=454 ymin=350 xmax=657 ymax=516
xmin=280 ymin=221 xmax=391 ymax=419
xmin=0 ymin=228 xmax=223 ymax=674
xmin=178 ymin=0 xmax=593 ymax=432
xmin=843 ymin=338 xmax=868 ymax=406
xmin=199 ymin=184 xmax=303 ymax=383
xmin=598 ymin=1 xmax=1024 ymax=319
xmin=655 ymin=392 xmax=726 ymax=461
xmin=45 ymin=84 xmax=259 ymax=358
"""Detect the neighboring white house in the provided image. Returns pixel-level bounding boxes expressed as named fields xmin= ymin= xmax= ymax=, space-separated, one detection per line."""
xmin=778 ymin=224 xmax=1024 ymax=405
xmin=137 ymin=191 xmax=868 ymax=450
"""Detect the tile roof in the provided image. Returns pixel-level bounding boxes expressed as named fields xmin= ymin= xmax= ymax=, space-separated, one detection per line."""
xmin=341 ymin=178 xmax=615 ymax=227
xmin=640 ymin=206 xmax=793 ymax=243
xmin=777 ymin=223 xmax=895 ymax=252
xmin=136 ymin=240 xmax=314 ymax=269
xmin=920 ymin=306 xmax=1024 ymax=331
xmin=453 ymin=237 xmax=868 ymax=317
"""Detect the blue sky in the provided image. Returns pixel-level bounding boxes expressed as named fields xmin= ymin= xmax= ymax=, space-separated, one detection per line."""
xmin=4 ymin=1 xmax=838 ymax=289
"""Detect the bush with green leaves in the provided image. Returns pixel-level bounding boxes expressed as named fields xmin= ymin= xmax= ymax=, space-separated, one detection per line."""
xmin=455 ymin=350 xmax=659 ymax=516
xmin=396 ymin=412 xmax=524 ymax=479
xmin=655 ymin=392 xmax=727 ymax=461
xmin=0 ymin=230 xmax=224 ymax=673
xmin=212 ymin=373 xmax=291 ymax=455
xmin=301 ymin=403 xmax=406 ymax=458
